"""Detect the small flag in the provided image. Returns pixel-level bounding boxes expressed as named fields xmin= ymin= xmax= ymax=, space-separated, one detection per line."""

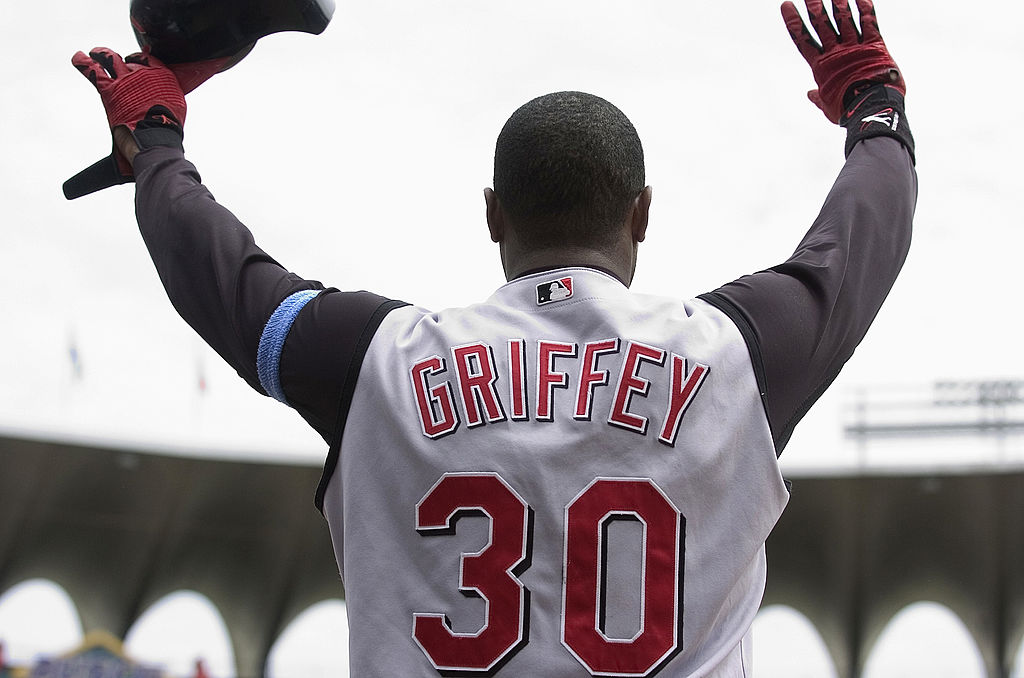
xmin=69 ymin=342 xmax=83 ymax=380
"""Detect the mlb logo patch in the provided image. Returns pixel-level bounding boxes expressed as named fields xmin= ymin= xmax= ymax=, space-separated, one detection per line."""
xmin=536 ymin=277 xmax=574 ymax=305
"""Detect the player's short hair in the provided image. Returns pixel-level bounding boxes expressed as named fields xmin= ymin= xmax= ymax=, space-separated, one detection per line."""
xmin=493 ymin=91 xmax=645 ymax=249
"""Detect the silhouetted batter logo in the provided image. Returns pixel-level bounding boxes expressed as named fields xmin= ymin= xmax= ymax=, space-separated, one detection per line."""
xmin=536 ymin=277 xmax=574 ymax=305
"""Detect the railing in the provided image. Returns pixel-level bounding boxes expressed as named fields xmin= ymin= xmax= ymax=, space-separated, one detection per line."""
xmin=844 ymin=380 xmax=1024 ymax=437
xmin=841 ymin=380 xmax=1024 ymax=470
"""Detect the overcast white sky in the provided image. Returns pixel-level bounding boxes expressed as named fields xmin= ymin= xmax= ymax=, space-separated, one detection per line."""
xmin=2 ymin=0 xmax=1022 ymax=471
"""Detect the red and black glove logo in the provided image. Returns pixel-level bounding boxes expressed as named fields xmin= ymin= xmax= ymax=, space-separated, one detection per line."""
xmin=840 ymin=84 xmax=915 ymax=162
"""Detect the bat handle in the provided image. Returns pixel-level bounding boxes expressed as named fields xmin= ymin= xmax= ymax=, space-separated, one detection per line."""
xmin=63 ymin=154 xmax=134 ymax=200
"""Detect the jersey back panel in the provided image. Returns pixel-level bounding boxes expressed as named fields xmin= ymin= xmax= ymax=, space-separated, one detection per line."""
xmin=321 ymin=268 xmax=790 ymax=677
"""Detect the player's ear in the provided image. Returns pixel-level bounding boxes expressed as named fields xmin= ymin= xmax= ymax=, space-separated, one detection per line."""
xmin=630 ymin=186 xmax=653 ymax=244
xmin=485 ymin=187 xmax=505 ymax=243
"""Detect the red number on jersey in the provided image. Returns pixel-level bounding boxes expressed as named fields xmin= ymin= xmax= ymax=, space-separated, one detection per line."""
xmin=562 ymin=478 xmax=684 ymax=676
xmin=415 ymin=474 xmax=684 ymax=676
xmin=413 ymin=473 xmax=531 ymax=673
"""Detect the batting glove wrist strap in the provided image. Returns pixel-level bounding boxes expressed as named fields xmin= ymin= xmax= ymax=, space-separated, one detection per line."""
xmin=133 ymin=107 xmax=185 ymax=152
xmin=841 ymin=84 xmax=914 ymax=163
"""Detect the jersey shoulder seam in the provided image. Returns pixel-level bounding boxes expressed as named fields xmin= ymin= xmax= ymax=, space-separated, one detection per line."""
xmin=314 ymin=298 xmax=410 ymax=513
xmin=696 ymin=292 xmax=778 ymax=456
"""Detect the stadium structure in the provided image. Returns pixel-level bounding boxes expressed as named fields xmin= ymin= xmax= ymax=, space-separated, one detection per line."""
xmin=0 ymin=380 xmax=1021 ymax=678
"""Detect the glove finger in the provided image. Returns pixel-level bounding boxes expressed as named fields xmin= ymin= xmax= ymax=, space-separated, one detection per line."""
xmin=72 ymin=51 xmax=106 ymax=86
xmin=781 ymin=2 xmax=823 ymax=59
xmin=124 ymin=52 xmax=150 ymax=67
xmin=805 ymin=0 xmax=839 ymax=49
xmin=125 ymin=50 xmax=168 ymax=69
xmin=88 ymin=47 xmax=131 ymax=79
xmin=832 ymin=0 xmax=858 ymax=43
xmin=855 ymin=0 xmax=882 ymax=42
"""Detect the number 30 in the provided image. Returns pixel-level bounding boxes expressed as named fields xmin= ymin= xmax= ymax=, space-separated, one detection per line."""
xmin=414 ymin=473 xmax=685 ymax=677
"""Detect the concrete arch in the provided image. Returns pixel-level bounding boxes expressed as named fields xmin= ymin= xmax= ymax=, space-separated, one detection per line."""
xmin=125 ymin=590 xmax=236 ymax=678
xmin=0 ymin=577 xmax=81 ymax=623
xmin=3 ymin=434 xmax=1023 ymax=678
xmin=757 ymin=596 xmax=850 ymax=676
xmin=0 ymin=436 xmax=342 ymax=678
xmin=1012 ymin=637 xmax=1024 ymax=678
xmin=862 ymin=601 xmax=986 ymax=678
xmin=266 ymin=599 xmax=349 ymax=678
xmin=0 ymin=578 xmax=83 ymax=663
xmin=857 ymin=591 xmax=993 ymax=678
xmin=1009 ymin=597 xmax=1024 ymax=676
xmin=753 ymin=604 xmax=838 ymax=677
xmin=762 ymin=472 xmax=1024 ymax=678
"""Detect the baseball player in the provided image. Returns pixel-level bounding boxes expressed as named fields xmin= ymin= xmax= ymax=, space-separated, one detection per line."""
xmin=73 ymin=0 xmax=916 ymax=675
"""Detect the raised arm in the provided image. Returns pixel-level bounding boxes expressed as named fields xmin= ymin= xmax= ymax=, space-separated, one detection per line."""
xmin=72 ymin=48 xmax=402 ymax=443
xmin=699 ymin=0 xmax=918 ymax=454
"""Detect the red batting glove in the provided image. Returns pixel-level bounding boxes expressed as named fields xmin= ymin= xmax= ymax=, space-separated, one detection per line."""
xmin=781 ymin=0 xmax=905 ymax=124
xmin=72 ymin=48 xmax=187 ymax=177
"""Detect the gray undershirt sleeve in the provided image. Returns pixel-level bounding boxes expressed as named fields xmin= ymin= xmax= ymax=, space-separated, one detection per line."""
xmin=699 ymin=137 xmax=918 ymax=454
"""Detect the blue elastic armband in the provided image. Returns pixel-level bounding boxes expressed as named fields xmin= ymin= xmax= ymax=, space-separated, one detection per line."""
xmin=257 ymin=289 xmax=322 ymax=405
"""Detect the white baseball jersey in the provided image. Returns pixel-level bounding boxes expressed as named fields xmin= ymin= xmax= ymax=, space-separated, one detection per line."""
xmin=132 ymin=136 xmax=916 ymax=677
xmin=319 ymin=268 xmax=789 ymax=676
